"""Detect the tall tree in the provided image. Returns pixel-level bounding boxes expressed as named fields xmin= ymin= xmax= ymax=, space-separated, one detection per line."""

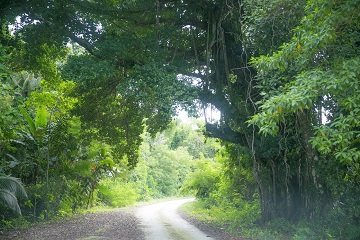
xmin=249 ymin=0 xmax=360 ymax=222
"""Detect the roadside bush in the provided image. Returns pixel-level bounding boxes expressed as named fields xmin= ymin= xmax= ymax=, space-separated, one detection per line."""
xmin=21 ymin=183 xmax=64 ymax=222
xmin=98 ymin=178 xmax=139 ymax=207
xmin=19 ymin=176 xmax=88 ymax=223
xmin=180 ymin=156 xmax=220 ymax=199
xmin=0 ymin=215 xmax=29 ymax=233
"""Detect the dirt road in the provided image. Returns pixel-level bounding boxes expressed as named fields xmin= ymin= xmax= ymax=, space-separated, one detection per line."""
xmin=136 ymin=198 xmax=214 ymax=240
xmin=2 ymin=198 xmax=238 ymax=240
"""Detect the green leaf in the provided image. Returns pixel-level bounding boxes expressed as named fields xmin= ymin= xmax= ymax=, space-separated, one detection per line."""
xmin=19 ymin=107 xmax=36 ymax=136
xmin=100 ymin=158 xmax=115 ymax=167
xmin=35 ymin=107 xmax=48 ymax=129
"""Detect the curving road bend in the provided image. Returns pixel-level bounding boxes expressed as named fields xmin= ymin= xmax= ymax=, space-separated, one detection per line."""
xmin=136 ymin=198 xmax=215 ymax=240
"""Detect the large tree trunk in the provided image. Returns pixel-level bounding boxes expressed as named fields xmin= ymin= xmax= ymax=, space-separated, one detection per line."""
xmin=296 ymin=110 xmax=320 ymax=219
xmin=250 ymin=111 xmax=325 ymax=222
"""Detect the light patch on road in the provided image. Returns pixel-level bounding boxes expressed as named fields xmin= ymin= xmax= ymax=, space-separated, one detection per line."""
xmin=136 ymin=198 xmax=214 ymax=240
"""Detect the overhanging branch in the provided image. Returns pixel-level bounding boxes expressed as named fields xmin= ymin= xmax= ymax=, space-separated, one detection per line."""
xmin=205 ymin=123 xmax=247 ymax=145
xmin=67 ymin=33 xmax=104 ymax=59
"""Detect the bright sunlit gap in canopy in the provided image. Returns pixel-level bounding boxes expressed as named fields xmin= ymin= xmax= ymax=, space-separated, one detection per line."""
xmin=176 ymin=73 xmax=221 ymax=124
xmin=176 ymin=107 xmax=221 ymax=124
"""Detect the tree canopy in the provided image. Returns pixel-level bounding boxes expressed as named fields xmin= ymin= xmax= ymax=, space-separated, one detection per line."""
xmin=0 ymin=0 xmax=359 ymax=237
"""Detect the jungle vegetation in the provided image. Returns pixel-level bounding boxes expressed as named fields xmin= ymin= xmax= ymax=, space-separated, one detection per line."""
xmin=0 ymin=0 xmax=359 ymax=238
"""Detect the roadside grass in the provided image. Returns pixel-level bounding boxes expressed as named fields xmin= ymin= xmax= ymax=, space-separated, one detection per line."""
xmin=180 ymin=199 xmax=360 ymax=240
xmin=179 ymin=199 xmax=217 ymax=223
xmin=179 ymin=199 xmax=313 ymax=240
xmin=180 ymin=199 xmax=268 ymax=239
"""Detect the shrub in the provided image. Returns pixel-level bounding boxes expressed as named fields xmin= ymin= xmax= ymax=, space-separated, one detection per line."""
xmin=98 ymin=178 xmax=139 ymax=208
xmin=181 ymin=157 xmax=220 ymax=198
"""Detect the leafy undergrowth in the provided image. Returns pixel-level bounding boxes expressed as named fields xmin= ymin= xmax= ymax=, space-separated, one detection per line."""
xmin=180 ymin=199 xmax=262 ymax=239
xmin=180 ymin=199 xmax=360 ymax=240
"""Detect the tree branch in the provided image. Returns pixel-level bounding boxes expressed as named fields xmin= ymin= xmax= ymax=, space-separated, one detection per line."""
xmin=67 ymin=33 xmax=104 ymax=59
xmin=205 ymin=123 xmax=247 ymax=145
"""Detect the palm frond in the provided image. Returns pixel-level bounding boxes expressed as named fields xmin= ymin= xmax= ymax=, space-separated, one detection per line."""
xmin=0 ymin=176 xmax=27 ymax=215
xmin=0 ymin=189 xmax=21 ymax=214
xmin=0 ymin=176 xmax=27 ymax=199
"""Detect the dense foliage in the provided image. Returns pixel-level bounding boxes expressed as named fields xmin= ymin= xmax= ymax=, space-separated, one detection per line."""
xmin=0 ymin=0 xmax=359 ymax=238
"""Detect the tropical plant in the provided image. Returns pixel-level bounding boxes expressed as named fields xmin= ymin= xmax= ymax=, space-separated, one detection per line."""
xmin=0 ymin=175 xmax=27 ymax=215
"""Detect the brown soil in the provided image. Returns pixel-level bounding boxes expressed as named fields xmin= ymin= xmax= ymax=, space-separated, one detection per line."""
xmin=1 ymin=209 xmax=145 ymax=240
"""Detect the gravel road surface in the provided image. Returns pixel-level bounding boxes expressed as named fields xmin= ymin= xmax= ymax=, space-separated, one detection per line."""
xmin=1 ymin=198 xmax=243 ymax=240
xmin=136 ymin=198 xmax=214 ymax=240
